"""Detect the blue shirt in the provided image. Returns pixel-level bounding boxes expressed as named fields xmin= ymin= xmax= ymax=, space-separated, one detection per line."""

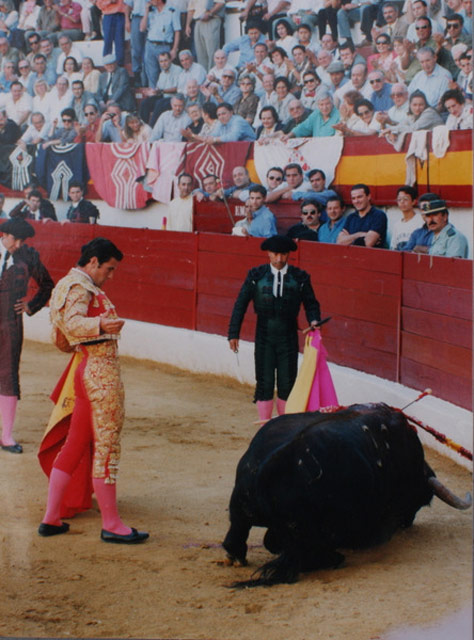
xmin=249 ymin=205 xmax=277 ymax=238
xmin=125 ymin=0 xmax=147 ymax=16
xmin=318 ymin=216 xmax=346 ymax=243
xmin=291 ymin=107 xmax=340 ymax=137
xmin=370 ymin=82 xmax=393 ymax=112
xmin=404 ymin=225 xmax=433 ymax=252
xmin=343 ymin=206 xmax=388 ymax=247
xmin=214 ymin=114 xmax=256 ymax=142
xmin=223 ymin=33 xmax=266 ymax=68
xmin=145 ymin=5 xmax=181 ymax=43
xmin=210 ymin=83 xmax=242 ymax=106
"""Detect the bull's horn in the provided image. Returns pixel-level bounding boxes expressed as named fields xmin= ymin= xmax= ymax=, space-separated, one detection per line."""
xmin=428 ymin=477 xmax=472 ymax=510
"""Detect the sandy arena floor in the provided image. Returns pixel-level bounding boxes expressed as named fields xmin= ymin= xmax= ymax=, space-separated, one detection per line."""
xmin=0 ymin=341 xmax=472 ymax=640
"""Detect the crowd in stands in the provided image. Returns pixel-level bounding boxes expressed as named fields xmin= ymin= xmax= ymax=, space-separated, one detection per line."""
xmin=0 ymin=0 xmax=470 ymax=256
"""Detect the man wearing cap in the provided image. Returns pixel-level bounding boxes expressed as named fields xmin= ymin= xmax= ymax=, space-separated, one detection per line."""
xmin=418 ymin=192 xmax=468 ymax=258
xmin=228 ymin=234 xmax=321 ymax=421
xmin=326 ymin=60 xmax=348 ymax=95
xmin=0 ymin=218 xmax=53 ymax=453
xmin=97 ymin=54 xmax=136 ymax=112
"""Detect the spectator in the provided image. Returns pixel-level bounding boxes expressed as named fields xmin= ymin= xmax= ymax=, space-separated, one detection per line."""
xmin=353 ymin=98 xmax=380 ymax=134
xmin=273 ymin=19 xmax=298 ymax=58
xmin=204 ymin=102 xmax=256 ymax=142
xmin=457 ymin=51 xmax=472 ymax=98
xmin=44 ymin=106 xmax=77 ymax=146
xmin=318 ymin=1 xmax=338 ymax=43
xmin=296 ymin=22 xmax=318 ymax=61
xmin=9 ymin=188 xmax=57 ymax=222
xmin=204 ymin=66 xmax=241 ymax=105
xmin=40 ymin=37 xmax=60 ymax=76
xmin=194 ymin=173 xmax=222 ymax=202
xmin=337 ymin=1 xmax=376 ymax=47
xmin=373 ymin=2 xmax=409 ymax=41
xmin=390 ymin=36 xmax=422 ymax=85
xmin=0 ymin=61 xmax=18 ymax=95
xmin=81 ymin=57 xmax=100 ymax=94
xmin=286 ymin=199 xmax=321 ymax=242
xmin=406 ymin=0 xmax=444 ymax=42
xmin=61 ymin=55 xmax=82 ymax=85
xmin=292 ymin=168 xmax=339 ymax=208
xmin=318 ymin=195 xmax=346 ymax=243
xmin=223 ymin=19 xmax=266 ymax=68
xmin=375 ymin=82 xmax=409 ymax=128
xmin=5 ymin=81 xmax=33 ymax=127
xmin=231 ymin=199 xmax=253 ymax=236
xmin=333 ymin=89 xmax=366 ymax=135
xmin=442 ymin=13 xmax=470 ymax=49
xmin=0 ymin=1 xmax=19 ymax=42
xmin=337 ymin=183 xmax=387 ymax=248
xmin=181 ymin=103 xmax=204 ymax=140
xmin=269 ymin=46 xmax=290 ymax=78
xmin=325 ymin=60 xmax=348 ymax=95
xmin=253 ymin=73 xmax=276 ymax=126
xmin=17 ymin=111 xmax=49 ymax=148
xmin=64 ymin=181 xmax=100 ymax=224
xmin=314 ymin=49 xmax=333 ymax=88
xmin=0 ymin=37 xmax=23 ymax=72
xmin=408 ymin=46 xmax=452 ymax=107
xmin=460 ymin=0 xmax=472 ymax=35
xmin=96 ymin=0 xmax=126 ymax=68
xmin=245 ymin=184 xmax=278 ymax=238
xmin=48 ymin=76 xmax=73 ymax=121
xmin=208 ymin=49 xmax=233 ymax=83
xmin=71 ymin=79 xmax=97 ymax=124
xmin=150 ymin=93 xmax=191 ymax=141
xmin=55 ymin=34 xmax=82 ymax=76
xmin=418 ymin=192 xmax=468 ymax=257
xmin=140 ymin=0 xmax=181 ymax=88
xmin=37 ymin=0 xmax=60 ymax=44
xmin=334 ymin=62 xmax=371 ymax=106
xmin=31 ymin=53 xmax=57 ymax=88
xmin=339 ymin=40 xmax=367 ymax=77
xmin=403 ymin=216 xmax=433 ymax=253
xmin=284 ymin=91 xmax=340 ymax=138
xmin=234 ymin=74 xmax=259 ymax=124
xmin=121 ymin=113 xmax=152 ymax=142
xmin=255 ymin=104 xmax=284 ymax=141
xmin=17 ymin=59 xmax=35 ymax=96
xmin=389 ymin=186 xmax=424 ymax=250
xmin=167 ymin=172 xmax=194 ymax=232
xmin=32 ymin=78 xmax=54 ymax=122
xmin=25 ymin=32 xmax=42 ymax=65
xmin=184 ymin=77 xmax=205 ymax=107
xmin=266 ymin=162 xmax=310 ymax=203
xmin=270 ymin=76 xmax=294 ymax=125
xmin=224 ymin=166 xmax=257 ymax=202
xmin=200 ymin=100 xmax=218 ymax=135
xmin=95 ymin=101 xmax=125 ymax=142
xmin=176 ymin=49 xmax=207 ymax=93
xmin=97 ymin=53 xmax=135 ymax=112
xmin=74 ymin=103 xmax=100 ymax=142
xmin=442 ymin=87 xmax=473 ymax=129
xmin=13 ymin=0 xmax=41 ymax=51
xmin=287 ymin=45 xmax=313 ymax=91
xmin=282 ymin=98 xmax=311 ymax=134
xmin=367 ymin=34 xmax=396 ymax=75
xmin=140 ymin=50 xmax=181 ymax=126
xmin=265 ymin=166 xmax=284 ymax=192
xmin=185 ymin=0 xmax=225 ymax=72
xmin=53 ymin=0 xmax=83 ymax=40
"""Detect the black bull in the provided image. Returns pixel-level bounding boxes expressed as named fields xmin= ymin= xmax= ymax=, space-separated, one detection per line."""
xmin=223 ymin=403 xmax=471 ymax=586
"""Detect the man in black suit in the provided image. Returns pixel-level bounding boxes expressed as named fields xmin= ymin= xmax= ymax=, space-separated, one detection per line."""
xmin=96 ymin=53 xmax=136 ymax=113
xmin=9 ymin=189 xmax=58 ymax=222
xmin=65 ymin=182 xmax=100 ymax=224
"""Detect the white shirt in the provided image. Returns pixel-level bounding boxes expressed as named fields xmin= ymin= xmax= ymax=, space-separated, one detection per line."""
xmin=5 ymin=92 xmax=33 ymax=124
xmin=56 ymin=46 xmax=84 ymax=75
xmin=270 ymin=263 xmax=288 ymax=297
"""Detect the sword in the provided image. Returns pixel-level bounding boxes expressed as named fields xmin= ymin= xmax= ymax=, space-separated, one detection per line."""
xmin=302 ymin=316 xmax=332 ymax=334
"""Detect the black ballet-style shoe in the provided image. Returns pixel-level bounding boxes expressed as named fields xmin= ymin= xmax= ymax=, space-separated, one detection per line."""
xmin=100 ymin=528 xmax=149 ymax=544
xmin=38 ymin=522 xmax=70 ymax=537
xmin=1 ymin=443 xmax=23 ymax=453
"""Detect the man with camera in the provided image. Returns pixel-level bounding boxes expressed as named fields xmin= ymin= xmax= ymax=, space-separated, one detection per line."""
xmin=95 ymin=102 xmax=126 ymax=142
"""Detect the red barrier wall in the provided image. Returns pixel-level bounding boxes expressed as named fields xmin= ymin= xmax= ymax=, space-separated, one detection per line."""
xmin=27 ymin=224 xmax=472 ymax=411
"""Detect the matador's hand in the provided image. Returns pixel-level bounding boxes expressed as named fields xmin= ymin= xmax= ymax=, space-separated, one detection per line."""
xmin=229 ymin=338 xmax=239 ymax=353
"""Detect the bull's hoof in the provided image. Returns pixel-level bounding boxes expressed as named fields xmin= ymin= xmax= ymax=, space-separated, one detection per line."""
xmin=224 ymin=553 xmax=248 ymax=567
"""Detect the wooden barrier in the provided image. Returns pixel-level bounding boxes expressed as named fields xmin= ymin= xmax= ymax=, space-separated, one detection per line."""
xmin=26 ymin=224 xmax=472 ymax=411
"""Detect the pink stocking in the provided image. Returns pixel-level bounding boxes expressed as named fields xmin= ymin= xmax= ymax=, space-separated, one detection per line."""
xmin=92 ymin=478 xmax=131 ymax=535
xmin=276 ymin=398 xmax=286 ymax=415
xmin=256 ymin=399 xmax=274 ymax=422
xmin=42 ymin=468 xmax=72 ymax=526
xmin=0 ymin=394 xmax=18 ymax=446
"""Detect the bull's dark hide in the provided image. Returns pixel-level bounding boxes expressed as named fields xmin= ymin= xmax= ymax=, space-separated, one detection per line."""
xmin=223 ymin=403 xmax=453 ymax=587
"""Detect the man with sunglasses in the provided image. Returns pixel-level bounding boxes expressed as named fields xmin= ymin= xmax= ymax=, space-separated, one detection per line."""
xmin=411 ymin=17 xmax=457 ymax=79
xmin=74 ymin=104 xmax=100 ymax=142
xmin=286 ymin=200 xmax=322 ymax=242
xmin=43 ymin=107 xmax=78 ymax=148
xmin=265 ymin=167 xmax=284 ymax=192
xmin=368 ymin=70 xmax=393 ymax=111
xmin=71 ymin=80 xmax=98 ymax=125
xmin=443 ymin=14 xmax=470 ymax=49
